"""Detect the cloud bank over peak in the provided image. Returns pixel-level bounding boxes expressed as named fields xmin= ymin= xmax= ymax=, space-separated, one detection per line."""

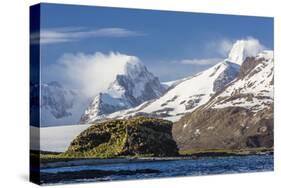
xmin=178 ymin=37 xmax=266 ymax=66
xmin=228 ymin=37 xmax=265 ymax=57
xmin=226 ymin=37 xmax=266 ymax=65
xmin=41 ymin=37 xmax=268 ymax=98
xmin=54 ymin=52 xmax=141 ymax=97
xmin=206 ymin=36 xmax=266 ymax=58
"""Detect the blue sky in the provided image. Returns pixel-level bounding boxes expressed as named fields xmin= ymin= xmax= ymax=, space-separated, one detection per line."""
xmin=37 ymin=3 xmax=273 ymax=86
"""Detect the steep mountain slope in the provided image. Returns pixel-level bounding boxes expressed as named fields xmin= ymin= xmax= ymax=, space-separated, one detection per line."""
xmin=108 ymin=61 xmax=239 ymax=122
xmin=95 ymin=40 xmax=265 ymax=123
xmin=206 ymin=50 xmax=273 ymax=111
xmin=80 ymin=58 xmax=166 ymax=123
xmin=173 ymin=50 xmax=274 ymax=151
xmin=101 ymin=57 xmax=244 ymax=122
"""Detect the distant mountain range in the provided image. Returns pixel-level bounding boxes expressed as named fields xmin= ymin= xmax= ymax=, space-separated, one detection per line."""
xmin=82 ymin=40 xmax=273 ymax=125
xmin=37 ymin=40 xmax=273 ymax=129
xmin=39 ymin=81 xmax=88 ymax=126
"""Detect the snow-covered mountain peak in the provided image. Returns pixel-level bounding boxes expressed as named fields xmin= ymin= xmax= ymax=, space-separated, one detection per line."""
xmin=102 ymin=52 xmax=151 ymax=82
xmin=123 ymin=58 xmax=145 ymax=76
xmin=227 ymin=39 xmax=264 ymax=65
xmin=80 ymin=58 xmax=166 ymax=123
xmin=227 ymin=40 xmax=246 ymax=65
xmin=93 ymin=52 xmax=142 ymax=77
xmin=102 ymin=59 xmax=240 ymax=122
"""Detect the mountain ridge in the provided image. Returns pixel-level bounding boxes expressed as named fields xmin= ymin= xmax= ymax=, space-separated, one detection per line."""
xmin=91 ymin=49 xmax=244 ymax=123
xmin=172 ymin=50 xmax=274 ymax=151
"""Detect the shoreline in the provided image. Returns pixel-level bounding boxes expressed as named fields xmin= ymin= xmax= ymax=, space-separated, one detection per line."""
xmin=39 ymin=149 xmax=273 ymax=169
xmin=38 ymin=153 xmax=274 ymax=185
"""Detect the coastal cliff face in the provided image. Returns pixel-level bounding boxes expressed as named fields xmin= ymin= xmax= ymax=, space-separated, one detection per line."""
xmin=65 ymin=116 xmax=178 ymax=157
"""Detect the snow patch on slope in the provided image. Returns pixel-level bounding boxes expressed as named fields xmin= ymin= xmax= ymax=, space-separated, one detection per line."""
xmin=105 ymin=60 xmax=240 ymax=122
xmin=208 ymin=50 xmax=273 ymax=112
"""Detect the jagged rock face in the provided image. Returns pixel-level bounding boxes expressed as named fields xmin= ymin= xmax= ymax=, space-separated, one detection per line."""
xmin=239 ymin=57 xmax=263 ymax=78
xmin=66 ymin=116 xmax=178 ymax=157
xmin=213 ymin=62 xmax=240 ymax=93
xmin=115 ymin=73 xmax=165 ymax=105
xmin=80 ymin=61 xmax=166 ymax=124
xmin=173 ymin=51 xmax=274 ymax=151
xmin=173 ymin=106 xmax=273 ymax=150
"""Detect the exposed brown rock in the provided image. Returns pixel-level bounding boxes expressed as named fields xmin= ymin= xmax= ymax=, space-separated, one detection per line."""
xmin=172 ymin=105 xmax=273 ymax=151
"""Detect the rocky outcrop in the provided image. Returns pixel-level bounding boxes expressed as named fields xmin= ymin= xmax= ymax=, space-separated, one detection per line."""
xmin=173 ymin=105 xmax=273 ymax=151
xmin=66 ymin=116 xmax=179 ymax=157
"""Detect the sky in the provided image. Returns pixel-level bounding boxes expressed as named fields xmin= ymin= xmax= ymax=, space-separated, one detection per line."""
xmin=35 ymin=3 xmax=273 ymax=97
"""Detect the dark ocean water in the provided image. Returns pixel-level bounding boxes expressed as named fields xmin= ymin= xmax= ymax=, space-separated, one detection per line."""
xmin=41 ymin=154 xmax=273 ymax=184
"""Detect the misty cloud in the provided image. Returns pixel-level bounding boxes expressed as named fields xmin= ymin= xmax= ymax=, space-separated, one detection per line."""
xmin=45 ymin=52 xmax=141 ymax=97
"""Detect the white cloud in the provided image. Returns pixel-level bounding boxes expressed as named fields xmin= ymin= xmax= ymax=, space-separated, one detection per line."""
xmin=180 ymin=58 xmax=223 ymax=65
xmin=240 ymin=37 xmax=266 ymax=57
xmin=205 ymin=36 xmax=267 ymax=60
xmin=31 ymin=27 xmax=145 ymax=44
xmin=178 ymin=37 xmax=265 ymax=66
xmin=218 ymin=39 xmax=234 ymax=57
xmin=51 ymin=52 xmax=140 ymax=97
